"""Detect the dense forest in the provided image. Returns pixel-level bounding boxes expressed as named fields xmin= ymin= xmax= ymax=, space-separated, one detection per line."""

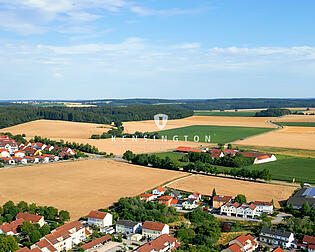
xmin=82 ymin=98 xmax=315 ymax=110
xmin=255 ymin=108 xmax=292 ymax=117
xmin=0 ymin=104 xmax=193 ymax=129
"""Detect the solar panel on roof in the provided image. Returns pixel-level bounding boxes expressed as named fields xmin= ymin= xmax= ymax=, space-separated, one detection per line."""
xmin=302 ymin=187 xmax=315 ymax=198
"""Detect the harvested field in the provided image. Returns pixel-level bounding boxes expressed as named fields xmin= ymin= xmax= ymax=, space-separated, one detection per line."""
xmin=123 ymin=116 xmax=276 ymax=134
xmin=0 ymin=159 xmax=184 ymax=220
xmin=273 ymin=115 xmax=315 ymax=122
xmin=49 ymin=138 xmax=204 ymax=155
xmin=0 ymin=120 xmax=111 ymax=139
xmin=234 ymin=126 xmax=315 ymax=150
xmin=168 ymin=175 xmax=297 ymax=208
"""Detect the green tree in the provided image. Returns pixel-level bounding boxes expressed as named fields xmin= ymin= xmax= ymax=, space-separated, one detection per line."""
xmin=29 ymin=230 xmax=42 ymax=243
xmin=235 ymin=194 xmax=247 ymax=204
xmin=301 ymin=202 xmax=311 ymax=216
xmin=0 ymin=235 xmax=19 ymax=252
xmin=39 ymin=224 xmax=50 ymax=236
xmin=122 ymin=150 xmax=135 ymax=162
xmin=212 ymin=188 xmax=216 ymax=197
xmin=59 ymin=210 xmax=70 ymax=222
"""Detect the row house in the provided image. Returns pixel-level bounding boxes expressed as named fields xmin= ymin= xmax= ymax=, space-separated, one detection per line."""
xmin=142 ymin=221 xmax=169 ymax=240
xmin=254 ymin=201 xmax=274 ymax=215
xmin=220 ymin=202 xmax=259 ymax=219
xmin=0 ymin=157 xmax=15 ymax=164
xmin=12 ymin=156 xmax=27 ymax=164
xmin=223 ymin=234 xmax=258 ymax=252
xmin=297 ymin=235 xmax=315 ymax=252
xmin=116 ymin=219 xmax=142 ymax=235
xmin=259 ymin=227 xmax=295 ymax=249
xmin=213 ymin=195 xmax=232 ymax=209
xmin=135 ymin=234 xmax=180 ymax=252
xmin=0 ymin=138 xmax=18 ymax=154
xmin=31 ymin=221 xmax=89 ymax=252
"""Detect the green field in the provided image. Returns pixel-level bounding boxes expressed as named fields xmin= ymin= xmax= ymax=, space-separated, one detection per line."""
xmin=247 ymin=155 xmax=315 ymax=184
xmin=274 ymin=122 xmax=315 ymax=127
xmin=194 ymin=111 xmax=257 ymax=117
xmin=153 ymin=152 xmax=315 ymax=184
xmin=157 ymin=125 xmax=274 ymax=143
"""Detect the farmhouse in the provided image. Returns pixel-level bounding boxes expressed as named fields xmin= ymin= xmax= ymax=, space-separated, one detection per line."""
xmin=116 ymin=219 xmax=142 ymax=235
xmin=286 ymin=187 xmax=315 ymax=209
xmin=87 ymin=210 xmax=112 ymax=228
xmin=213 ymin=195 xmax=232 ymax=209
xmin=142 ymin=221 xmax=169 ymax=240
xmin=80 ymin=234 xmax=112 ymax=251
xmin=223 ymin=234 xmax=258 ymax=252
xmin=16 ymin=212 xmax=45 ymax=227
xmin=259 ymin=227 xmax=295 ymax=248
xmin=135 ymin=234 xmax=180 ymax=252
xmin=0 ymin=219 xmax=24 ymax=235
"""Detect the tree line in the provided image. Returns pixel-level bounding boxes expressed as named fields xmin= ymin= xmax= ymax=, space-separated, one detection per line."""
xmin=255 ymin=108 xmax=292 ymax=117
xmin=0 ymin=104 xmax=193 ymax=129
xmin=122 ymin=151 xmax=272 ymax=181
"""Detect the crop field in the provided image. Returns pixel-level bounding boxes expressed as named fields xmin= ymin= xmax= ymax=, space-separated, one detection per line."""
xmin=168 ymin=174 xmax=297 ymax=208
xmin=273 ymin=115 xmax=315 ymax=122
xmin=234 ymin=126 xmax=315 ymax=150
xmin=0 ymin=159 xmax=184 ymax=220
xmin=0 ymin=119 xmax=111 ymax=139
xmin=247 ymin=155 xmax=315 ymax=184
xmin=123 ymin=116 xmax=276 ymax=134
xmin=193 ymin=111 xmax=257 ymax=117
xmin=275 ymin=122 xmax=315 ymax=127
xmin=156 ymin=125 xmax=274 ymax=143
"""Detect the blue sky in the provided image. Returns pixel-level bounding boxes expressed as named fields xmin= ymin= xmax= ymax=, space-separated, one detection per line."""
xmin=0 ymin=0 xmax=314 ymax=99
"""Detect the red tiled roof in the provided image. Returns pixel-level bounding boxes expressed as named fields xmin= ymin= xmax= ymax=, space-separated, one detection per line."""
xmin=240 ymin=152 xmax=271 ymax=158
xmin=228 ymin=243 xmax=242 ymax=252
xmin=158 ymin=196 xmax=173 ymax=201
xmin=140 ymin=193 xmax=154 ymax=198
xmin=0 ymin=157 xmax=12 ymax=161
xmin=36 ymin=238 xmax=51 ymax=249
xmin=142 ymin=221 xmax=166 ymax=231
xmin=155 ymin=186 xmax=166 ymax=192
xmin=14 ymin=150 xmax=25 ymax=154
xmin=137 ymin=234 xmax=180 ymax=252
xmin=249 ymin=204 xmax=256 ymax=210
xmin=0 ymin=219 xmax=24 ymax=234
xmin=15 ymin=247 xmax=31 ymax=252
xmin=209 ymin=149 xmax=222 ymax=158
xmin=303 ymin=235 xmax=315 ymax=245
xmin=189 ymin=148 xmax=202 ymax=153
xmin=25 ymin=156 xmax=35 ymax=159
xmin=236 ymin=234 xmax=248 ymax=246
xmin=213 ymin=195 xmax=232 ymax=202
xmin=254 ymin=201 xmax=272 ymax=206
xmin=192 ymin=192 xmax=201 ymax=198
xmin=43 ymin=154 xmax=56 ymax=157
xmin=176 ymin=146 xmax=191 ymax=152
xmin=12 ymin=156 xmax=24 ymax=160
xmin=31 ymin=248 xmax=43 ymax=252
xmin=0 ymin=148 xmax=9 ymax=152
xmin=273 ymin=247 xmax=284 ymax=252
xmin=80 ymin=234 xmax=112 ymax=250
xmin=171 ymin=199 xmax=178 ymax=205
xmin=16 ymin=212 xmax=43 ymax=222
xmin=87 ymin=210 xmax=108 ymax=220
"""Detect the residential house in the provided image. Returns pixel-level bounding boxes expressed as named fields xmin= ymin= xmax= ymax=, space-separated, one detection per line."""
xmin=14 ymin=150 xmax=26 ymax=158
xmin=259 ymin=227 xmax=295 ymax=248
xmin=272 ymin=247 xmax=284 ymax=252
xmin=31 ymin=221 xmax=89 ymax=252
xmin=43 ymin=154 xmax=59 ymax=162
xmin=213 ymin=195 xmax=232 ymax=209
xmin=0 ymin=219 xmax=24 ymax=235
xmin=142 ymin=221 xmax=169 ymax=240
xmin=209 ymin=149 xmax=225 ymax=159
xmin=297 ymin=235 xmax=315 ymax=252
xmin=188 ymin=192 xmax=202 ymax=202
xmin=16 ymin=212 xmax=45 ymax=227
xmin=170 ymin=190 xmax=181 ymax=199
xmin=87 ymin=210 xmax=112 ymax=228
xmin=25 ymin=156 xmax=38 ymax=163
xmin=15 ymin=248 xmax=41 ymax=252
xmin=0 ymin=148 xmax=11 ymax=158
xmin=286 ymin=187 xmax=315 ymax=209
xmin=170 ymin=199 xmax=179 ymax=207
xmin=182 ymin=199 xmax=198 ymax=210
xmin=44 ymin=145 xmax=55 ymax=152
xmin=12 ymin=156 xmax=27 ymax=164
xmin=0 ymin=139 xmax=18 ymax=154
xmin=80 ymin=234 xmax=112 ymax=251
xmin=254 ymin=201 xmax=274 ymax=215
xmin=32 ymin=143 xmax=46 ymax=150
xmin=152 ymin=186 xmax=166 ymax=196
xmin=135 ymin=234 xmax=180 ymax=252
xmin=116 ymin=219 xmax=142 ymax=235
xmin=36 ymin=156 xmax=50 ymax=163
xmin=140 ymin=193 xmax=155 ymax=202
xmin=158 ymin=196 xmax=173 ymax=206
xmin=221 ymin=202 xmax=261 ymax=219
xmin=223 ymin=234 xmax=258 ymax=252
xmin=61 ymin=147 xmax=76 ymax=156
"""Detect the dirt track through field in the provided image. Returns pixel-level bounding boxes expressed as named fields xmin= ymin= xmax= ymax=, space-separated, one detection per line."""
xmin=168 ymin=175 xmax=297 ymax=208
xmin=0 ymin=160 xmax=184 ymax=220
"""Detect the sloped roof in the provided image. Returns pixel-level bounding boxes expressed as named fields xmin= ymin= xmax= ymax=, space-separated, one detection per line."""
xmin=80 ymin=234 xmax=111 ymax=250
xmin=137 ymin=234 xmax=180 ymax=252
xmin=16 ymin=212 xmax=43 ymax=222
xmin=87 ymin=210 xmax=109 ymax=220
xmin=142 ymin=221 xmax=166 ymax=231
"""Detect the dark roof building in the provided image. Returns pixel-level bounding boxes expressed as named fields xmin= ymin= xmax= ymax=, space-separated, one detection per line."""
xmin=286 ymin=187 xmax=315 ymax=209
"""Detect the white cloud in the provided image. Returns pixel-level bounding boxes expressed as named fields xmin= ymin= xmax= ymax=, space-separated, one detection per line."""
xmin=53 ymin=72 xmax=63 ymax=78
xmin=130 ymin=6 xmax=202 ymax=16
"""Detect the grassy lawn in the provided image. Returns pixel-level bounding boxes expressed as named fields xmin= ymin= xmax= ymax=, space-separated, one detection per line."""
xmin=157 ymin=125 xmax=274 ymax=143
xmin=193 ymin=111 xmax=257 ymax=117
xmin=152 ymin=151 xmax=315 ymax=184
xmin=246 ymin=155 xmax=315 ymax=184
xmin=274 ymin=122 xmax=315 ymax=127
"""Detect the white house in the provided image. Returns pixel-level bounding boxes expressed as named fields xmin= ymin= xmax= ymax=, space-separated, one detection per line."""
xmin=116 ymin=219 xmax=142 ymax=235
xmin=223 ymin=234 xmax=258 ymax=252
xmin=152 ymin=186 xmax=166 ymax=196
xmin=43 ymin=154 xmax=59 ymax=162
xmin=221 ymin=203 xmax=260 ymax=219
xmin=0 ymin=149 xmax=11 ymax=158
xmin=135 ymin=234 xmax=180 ymax=252
xmin=14 ymin=150 xmax=26 ymax=158
xmin=182 ymin=199 xmax=198 ymax=210
xmin=254 ymin=201 xmax=274 ymax=215
xmin=12 ymin=156 xmax=27 ymax=164
xmin=260 ymin=227 xmax=295 ymax=249
xmin=142 ymin=221 xmax=169 ymax=240
xmin=188 ymin=192 xmax=202 ymax=202
xmin=140 ymin=193 xmax=155 ymax=202
xmin=31 ymin=221 xmax=89 ymax=252
xmin=87 ymin=210 xmax=112 ymax=228
xmin=254 ymin=154 xmax=277 ymax=164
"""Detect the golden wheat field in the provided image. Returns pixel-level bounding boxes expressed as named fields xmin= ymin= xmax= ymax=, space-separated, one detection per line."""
xmin=0 ymin=159 xmax=184 ymax=220
xmin=169 ymin=175 xmax=297 ymax=208
xmin=0 ymin=120 xmax=111 ymax=139
xmin=273 ymin=115 xmax=315 ymax=122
